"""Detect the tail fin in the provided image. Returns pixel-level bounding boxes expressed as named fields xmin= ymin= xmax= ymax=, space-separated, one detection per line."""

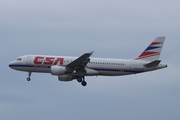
xmin=135 ymin=36 xmax=166 ymax=61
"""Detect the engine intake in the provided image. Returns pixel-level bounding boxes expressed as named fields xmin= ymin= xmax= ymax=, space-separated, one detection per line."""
xmin=51 ymin=66 xmax=66 ymax=75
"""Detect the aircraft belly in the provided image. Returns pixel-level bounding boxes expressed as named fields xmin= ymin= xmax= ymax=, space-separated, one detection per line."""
xmin=97 ymin=70 xmax=132 ymax=76
xmin=31 ymin=68 xmax=50 ymax=73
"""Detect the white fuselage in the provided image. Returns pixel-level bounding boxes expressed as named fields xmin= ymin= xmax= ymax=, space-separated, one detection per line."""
xmin=9 ymin=55 xmax=167 ymax=76
xmin=8 ymin=36 xmax=167 ymax=86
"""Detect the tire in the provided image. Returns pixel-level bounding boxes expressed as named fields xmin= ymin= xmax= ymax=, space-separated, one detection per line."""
xmin=27 ymin=77 xmax=31 ymax=81
xmin=81 ymin=81 xmax=87 ymax=86
xmin=77 ymin=78 xmax=82 ymax=83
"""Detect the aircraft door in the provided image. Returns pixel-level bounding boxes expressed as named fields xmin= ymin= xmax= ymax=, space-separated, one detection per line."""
xmin=130 ymin=60 xmax=136 ymax=70
xmin=26 ymin=56 xmax=33 ymax=65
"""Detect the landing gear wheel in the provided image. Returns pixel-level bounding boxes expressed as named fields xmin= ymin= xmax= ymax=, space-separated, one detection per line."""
xmin=77 ymin=78 xmax=82 ymax=83
xmin=27 ymin=77 xmax=31 ymax=81
xmin=81 ymin=81 xmax=87 ymax=86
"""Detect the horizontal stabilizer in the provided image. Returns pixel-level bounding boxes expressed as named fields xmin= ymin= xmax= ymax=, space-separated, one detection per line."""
xmin=144 ymin=60 xmax=161 ymax=68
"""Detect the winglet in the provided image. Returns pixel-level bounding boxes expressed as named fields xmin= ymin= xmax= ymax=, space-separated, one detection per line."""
xmin=90 ymin=51 xmax=94 ymax=56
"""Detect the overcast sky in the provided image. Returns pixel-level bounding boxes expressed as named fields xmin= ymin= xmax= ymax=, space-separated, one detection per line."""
xmin=1 ymin=0 xmax=180 ymax=120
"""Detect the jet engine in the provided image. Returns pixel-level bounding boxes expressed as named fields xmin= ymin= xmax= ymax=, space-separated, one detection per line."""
xmin=51 ymin=66 xmax=66 ymax=75
xmin=58 ymin=75 xmax=73 ymax=81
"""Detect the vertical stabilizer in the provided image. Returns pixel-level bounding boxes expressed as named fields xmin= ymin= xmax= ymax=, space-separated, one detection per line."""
xmin=135 ymin=36 xmax=165 ymax=61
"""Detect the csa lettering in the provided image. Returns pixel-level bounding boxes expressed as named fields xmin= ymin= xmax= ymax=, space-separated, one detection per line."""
xmin=44 ymin=57 xmax=54 ymax=65
xmin=34 ymin=56 xmax=64 ymax=65
xmin=34 ymin=56 xmax=44 ymax=64
xmin=53 ymin=58 xmax=64 ymax=65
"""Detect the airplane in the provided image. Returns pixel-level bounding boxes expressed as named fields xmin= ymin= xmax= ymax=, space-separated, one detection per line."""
xmin=9 ymin=36 xmax=167 ymax=86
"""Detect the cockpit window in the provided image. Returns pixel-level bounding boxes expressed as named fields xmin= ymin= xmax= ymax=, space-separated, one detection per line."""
xmin=17 ymin=58 xmax=21 ymax=61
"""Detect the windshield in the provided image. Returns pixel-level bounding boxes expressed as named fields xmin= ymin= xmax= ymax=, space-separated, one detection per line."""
xmin=17 ymin=58 xmax=22 ymax=61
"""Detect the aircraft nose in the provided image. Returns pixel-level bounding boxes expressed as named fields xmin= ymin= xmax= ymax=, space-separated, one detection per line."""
xmin=9 ymin=62 xmax=13 ymax=68
xmin=9 ymin=61 xmax=15 ymax=68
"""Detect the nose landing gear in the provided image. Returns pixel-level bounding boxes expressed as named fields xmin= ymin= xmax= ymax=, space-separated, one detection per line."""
xmin=27 ymin=72 xmax=31 ymax=81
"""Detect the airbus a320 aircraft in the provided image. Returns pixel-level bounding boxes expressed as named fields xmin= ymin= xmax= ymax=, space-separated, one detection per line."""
xmin=9 ymin=37 xmax=167 ymax=86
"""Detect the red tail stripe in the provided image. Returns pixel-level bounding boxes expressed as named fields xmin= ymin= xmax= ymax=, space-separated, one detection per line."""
xmin=150 ymin=42 xmax=162 ymax=46
xmin=139 ymin=52 xmax=159 ymax=57
xmin=135 ymin=53 xmax=160 ymax=60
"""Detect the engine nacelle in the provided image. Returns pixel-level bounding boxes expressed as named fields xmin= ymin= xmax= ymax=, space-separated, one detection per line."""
xmin=58 ymin=75 xmax=73 ymax=81
xmin=51 ymin=66 xmax=66 ymax=75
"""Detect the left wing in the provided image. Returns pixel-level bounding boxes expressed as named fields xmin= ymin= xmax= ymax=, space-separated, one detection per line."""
xmin=66 ymin=51 xmax=93 ymax=74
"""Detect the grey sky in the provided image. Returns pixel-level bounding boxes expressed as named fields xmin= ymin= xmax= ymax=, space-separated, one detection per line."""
xmin=1 ymin=0 xmax=180 ymax=120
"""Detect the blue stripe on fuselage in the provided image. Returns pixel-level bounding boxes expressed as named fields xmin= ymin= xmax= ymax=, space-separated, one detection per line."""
xmin=9 ymin=64 xmax=51 ymax=68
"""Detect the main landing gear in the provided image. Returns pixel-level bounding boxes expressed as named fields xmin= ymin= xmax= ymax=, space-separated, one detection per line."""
xmin=77 ymin=76 xmax=87 ymax=86
xmin=27 ymin=72 xmax=31 ymax=81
